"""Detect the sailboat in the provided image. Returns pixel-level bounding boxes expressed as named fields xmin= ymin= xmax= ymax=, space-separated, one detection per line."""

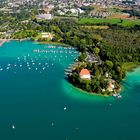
xmin=12 ymin=125 xmax=15 ymax=129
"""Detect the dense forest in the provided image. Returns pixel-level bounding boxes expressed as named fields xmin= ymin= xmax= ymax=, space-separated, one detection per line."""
xmin=92 ymin=29 xmax=140 ymax=62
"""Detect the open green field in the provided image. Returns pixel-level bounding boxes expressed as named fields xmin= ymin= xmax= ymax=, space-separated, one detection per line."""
xmin=121 ymin=19 xmax=140 ymax=27
xmin=78 ymin=18 xmax=140 ymax=27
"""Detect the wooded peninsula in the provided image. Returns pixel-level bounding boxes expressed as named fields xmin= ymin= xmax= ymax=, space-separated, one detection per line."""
xmin=1 ymin=13 xmax=140 ymax=96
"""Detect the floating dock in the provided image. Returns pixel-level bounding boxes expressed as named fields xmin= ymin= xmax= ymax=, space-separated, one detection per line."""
xmin=64 ymin=62 xmax=80 ymax=77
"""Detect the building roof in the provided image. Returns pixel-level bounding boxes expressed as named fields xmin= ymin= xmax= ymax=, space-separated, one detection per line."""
xmin=36 ymin=14 xmax=52 ymax=20
xmin=108 ymin=82 xmax=115 ymax=92
xmin=80 ymin=69 xmax=90 ymax=75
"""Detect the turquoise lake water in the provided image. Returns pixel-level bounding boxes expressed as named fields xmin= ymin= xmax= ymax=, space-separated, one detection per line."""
xmin=0 ymin=40 xmax=140 ymax=140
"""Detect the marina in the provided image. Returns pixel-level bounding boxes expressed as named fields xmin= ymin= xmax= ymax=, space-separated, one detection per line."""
xmin=0 ymin=40 xmax=140 ymax=140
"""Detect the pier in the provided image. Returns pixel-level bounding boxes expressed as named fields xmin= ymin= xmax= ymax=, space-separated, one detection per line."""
xmin=64 ymin=62 xmax=80 ymax=77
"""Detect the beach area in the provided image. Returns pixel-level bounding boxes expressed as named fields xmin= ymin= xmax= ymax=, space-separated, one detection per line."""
xmin=0 ymin=39 xmax=10 ymax=47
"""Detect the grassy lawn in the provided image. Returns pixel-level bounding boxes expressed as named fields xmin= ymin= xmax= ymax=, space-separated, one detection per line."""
xmin=78 ymin=18 xmax=120 ymax=24
xmin=120 ymin=19 xmax=140 ymax=27
xmin=78 ymin=18 xmax=140 ymax=27
xmin=122 ymin=62 xmax=140 ymax=71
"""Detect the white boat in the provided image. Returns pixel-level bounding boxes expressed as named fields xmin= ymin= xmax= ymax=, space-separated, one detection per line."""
xmin=12 ymin=125 xmax=15 ymax=129
xmin=112 ymin=94 xmax=118 ymax=97
xmin=117 ymin=95 xmax=122 ymax=98
xmin=64 ymin=107 xmax=67 ymax=110
xmin=51 ymin=122 xmax=54 ymax=126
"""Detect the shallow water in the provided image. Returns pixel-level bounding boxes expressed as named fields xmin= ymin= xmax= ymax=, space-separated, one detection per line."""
xmin=0 ymin=41 xmax=140 ymax=140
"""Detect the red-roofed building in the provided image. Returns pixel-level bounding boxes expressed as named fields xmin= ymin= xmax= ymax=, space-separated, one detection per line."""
xmin=80 ymin=69 xmax=91 ymax=80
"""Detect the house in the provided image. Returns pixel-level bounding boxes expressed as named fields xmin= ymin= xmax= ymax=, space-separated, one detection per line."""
xmin=41 ymin=32 xmax=53 ymax=40
xmin=80 ymin=69 xmax=91 ymax=80
xmin=105 ymin=72 xmax=109 ymax=78
xmin=77 ymin=8 xmax=84 ymax=14
xmin=108 ymin=82 xmax=115 ymax=92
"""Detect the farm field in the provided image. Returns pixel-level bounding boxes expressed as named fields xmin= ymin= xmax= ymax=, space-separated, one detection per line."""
xmin=78 ymin=18 xmax=140 ymax=27
xmin=81 ymin=25 xmax=109 ymax=29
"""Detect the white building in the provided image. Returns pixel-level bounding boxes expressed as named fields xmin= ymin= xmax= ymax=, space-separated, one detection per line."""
xmin=41 ymin=32 xmax=53 ymax=40
xmin=36 ymin=14 xmax=53 ymax=20
xmin=108 ymin=82 xmax=115 ymax=92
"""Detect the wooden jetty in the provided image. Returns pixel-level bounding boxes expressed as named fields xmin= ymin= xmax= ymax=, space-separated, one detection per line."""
xmin=64 ymin=62 xmax=80 ymax=77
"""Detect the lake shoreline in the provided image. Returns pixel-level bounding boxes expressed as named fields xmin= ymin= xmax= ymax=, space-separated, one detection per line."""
xmin=2 ymin=39 xmax=139 ymax=98
xmin=37 ymin=41 xmax=70 ymax=47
